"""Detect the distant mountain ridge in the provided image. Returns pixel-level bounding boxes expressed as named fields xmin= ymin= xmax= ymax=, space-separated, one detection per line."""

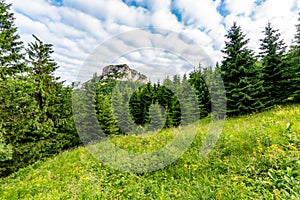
xmin=100 ymin=64 xmax=148 ymax=83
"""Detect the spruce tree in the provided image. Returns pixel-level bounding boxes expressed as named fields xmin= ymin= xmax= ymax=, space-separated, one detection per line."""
xmin=74 ymin=76 xmax=102 ymax=143
xmin=140 ymin=83 xmax=153 ymax=125
xmin=0 ymin=0 xmax=24 ymax=78
xmin=112 ymin=83 xmax=135 ymax=134
xmin=207 ymin=64 xmax=227 ymax=119
xmin=170 ymin=75 xmax=182 ymax=126
xmin=27 ymin=35 xmax=80 ymax=148
xmin=221 ymin=22 xmax=263 ymax=116
xmin=129 ymin=88 xmax=144 ymax=125
xmin=287 ymin=13 xmax=300 ymax=102
xmin=95 ymin=93 xmax=119 ymax=135
xmin=180 ymin=73 xmax=199 ymax=124
xmin=26 ymin=35 xmax=80 ymax=153
xmin=147 ymin=101 xmax=165 ymax=132
xmin=162 ymin=77 xmax=177 ymax=127
xmin=189 ymin=64 xmax=211 ymax=118
xmin=26 ymin=35 xmax=62 ymax=119
xmin=259 ymin=22 xmax=287 ymax=106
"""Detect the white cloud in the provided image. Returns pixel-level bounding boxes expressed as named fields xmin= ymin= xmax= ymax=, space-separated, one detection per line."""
xmin=173 ymin=0 xmax=223 ymax=30
xmin=5 ymin=0 xmax=300 ymax=84
xmin=63 ymin=0 xmax=150 ymax=27
xmin=9 ymin=0 xmax=61 ymax=22
xmin=224 ymin=0 xmax=256 ymax=16
xmin=253 ymin=0 xmax=296 ymax=20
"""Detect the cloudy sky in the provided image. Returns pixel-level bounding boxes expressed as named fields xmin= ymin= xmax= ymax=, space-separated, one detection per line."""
xmin=8 ymin=0 xmax=300 ymax=83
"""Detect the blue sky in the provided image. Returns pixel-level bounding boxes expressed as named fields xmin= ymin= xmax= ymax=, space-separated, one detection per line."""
xmin=8 ymin=0 xmax=300 ymax=83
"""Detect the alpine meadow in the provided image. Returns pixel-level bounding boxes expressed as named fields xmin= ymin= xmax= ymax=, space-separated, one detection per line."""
xmin=0 ymin=0 xmax=300 ymax=199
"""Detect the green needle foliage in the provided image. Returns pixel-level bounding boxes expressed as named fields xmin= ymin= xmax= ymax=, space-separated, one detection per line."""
xmin=259 ymin=22 xmax=287 ymax=106
xmin=189 ymin=65 xmax=211 ymax=119
xmin=0 ymin=0 xmax=24 ymax=78
xmin=220 ymin=22 xmax=264 ymax=116
xmin=287 ymin=13 xmax=300 ymax=103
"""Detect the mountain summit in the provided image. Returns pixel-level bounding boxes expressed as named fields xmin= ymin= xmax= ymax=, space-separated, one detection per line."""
xmin=100 ymin=64 xmax=148 ymax=83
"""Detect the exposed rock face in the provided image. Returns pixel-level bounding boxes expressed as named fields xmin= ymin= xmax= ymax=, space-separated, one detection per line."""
xmin=100 ymin=64 xmax=148 ymax=83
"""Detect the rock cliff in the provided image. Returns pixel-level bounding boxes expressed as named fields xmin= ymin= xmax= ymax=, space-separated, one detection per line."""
xmin=100 ymin=64 xmax=147 ymax=83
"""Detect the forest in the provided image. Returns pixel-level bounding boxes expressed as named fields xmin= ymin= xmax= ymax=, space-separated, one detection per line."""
xmin=0 ymin=0 xmax=300 ymax=179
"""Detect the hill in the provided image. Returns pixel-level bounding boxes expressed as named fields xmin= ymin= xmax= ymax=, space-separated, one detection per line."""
xmin=1 ymin=105 xmax=300 ymax=199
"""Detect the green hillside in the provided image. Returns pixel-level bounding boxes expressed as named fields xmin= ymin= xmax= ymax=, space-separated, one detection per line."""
xmin=1 ymin=104 xmax=300 ymax=199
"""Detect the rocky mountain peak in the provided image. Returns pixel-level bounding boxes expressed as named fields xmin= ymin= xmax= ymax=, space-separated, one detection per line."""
xmin=101 ymin=64 xmax=148 ymax=83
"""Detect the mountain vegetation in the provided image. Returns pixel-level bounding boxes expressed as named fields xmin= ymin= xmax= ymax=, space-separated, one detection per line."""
xmin=1 ymin=104 xmax=299 ymax=199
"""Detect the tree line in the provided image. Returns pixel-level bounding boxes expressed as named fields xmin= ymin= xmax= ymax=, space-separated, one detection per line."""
xmin=0 ymin=0 xmax=299 ymax=177
xmin=89 ymin=15 xmax=300 ymax=135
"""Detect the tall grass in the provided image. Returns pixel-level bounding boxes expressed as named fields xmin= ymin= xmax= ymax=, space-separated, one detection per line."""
xmin=1 ymin=104 xmax=299 ymax=199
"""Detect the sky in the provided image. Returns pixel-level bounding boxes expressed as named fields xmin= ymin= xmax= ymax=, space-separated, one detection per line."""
xmin=7 ymin=0 xmax=300 ymax=84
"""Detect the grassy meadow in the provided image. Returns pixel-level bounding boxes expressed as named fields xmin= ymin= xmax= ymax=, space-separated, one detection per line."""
xmin=1 ymin=104 xmax=300 ymax=199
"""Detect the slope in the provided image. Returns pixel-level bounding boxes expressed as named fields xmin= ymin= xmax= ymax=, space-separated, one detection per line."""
xmin=1 ymin=105 xmax=300 ymax=199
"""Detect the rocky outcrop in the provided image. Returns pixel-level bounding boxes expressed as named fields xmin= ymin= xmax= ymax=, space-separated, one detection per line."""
xmin=100 ymin=64 xmax=147 ymax=83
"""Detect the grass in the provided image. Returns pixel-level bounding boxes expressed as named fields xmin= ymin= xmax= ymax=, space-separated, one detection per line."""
xmin=1 ymin=104 xmax=300 ymax=199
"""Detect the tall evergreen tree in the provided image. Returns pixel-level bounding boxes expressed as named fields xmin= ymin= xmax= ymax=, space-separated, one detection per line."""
xmin=287 ymin=13 xmax=300 ymax=102
xmin=189 ymin=64 xmax=211 ymax=118
xmin=26 ymin=35 xmax=79 ymax=147
xmin=140 ymin=83 xmax=153 ymax=125
xmin=259 ymin=22 xmax=287 ymax=106
xmin=147 ymin=101 xmax=165 ymax=132
xmin=180 ymin=73 xmax=199 ymax=124
xmin=162 ymin=77 xmax=177 ymax=127
xmin=95 ymin=93 xmax=119 ymax=135
xmin=221 ymin=22 xmax=263 ymax=116
xmin=112 ymin=83 xmax=135 ymax=134
xmin=206 ymin=64 xmax=227 ymax=119
xmin=170 ymin=75 xmax=182 ymax=126
xmin=0 ymin=0 xmax=24 ymax=77
xmin=26 ymin=35 xmax=81 ymax=151
xmin=129 ymin=88 xmax=144 ymax=125
xmin=74 ymin=75 xmax=103 ymax=143
xmin=26 ymin=35 xmax=62 ymax=120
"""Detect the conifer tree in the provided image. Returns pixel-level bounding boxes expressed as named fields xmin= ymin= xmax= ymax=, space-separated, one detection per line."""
xmin=95 ymin=93 xmax=119 ymax=135
xmin=0 ymin=0 xmax=24 ymax=77
xmin=259 ymin=22 xmax=287 ymax=105
xmin=26 ymin=35 xmax=62 ymax=120
xmin=189 ymin=64 xmax=211 ymax=118
xmin=170 ymin=75 xmax=182 ymax=126
xmin=73 ymin=76 xmax=102 ymax=143
xmin=206 ymin=64 xmax=227 ymax=119
xmin=147 ymin=102 xmax=165 ymax=132
xmin=140 ymin=83 xmax=153 ymax=125
xmin=287 ymin=13 xmax=300 ymax=102
xmin=162 ymin=77 xmax=176 ymax=127
xmin=112 ymin=83 xmax=135 ymax=134
xmin=26 ymin=35 xmax=80 ymax=151
xmin=221 ymin=22 xmax=263 ymax=116
xmin=129 ymin=88 xmax=143 ymax=125
xmin=180 ymin=73 xmax=199 ymax=124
